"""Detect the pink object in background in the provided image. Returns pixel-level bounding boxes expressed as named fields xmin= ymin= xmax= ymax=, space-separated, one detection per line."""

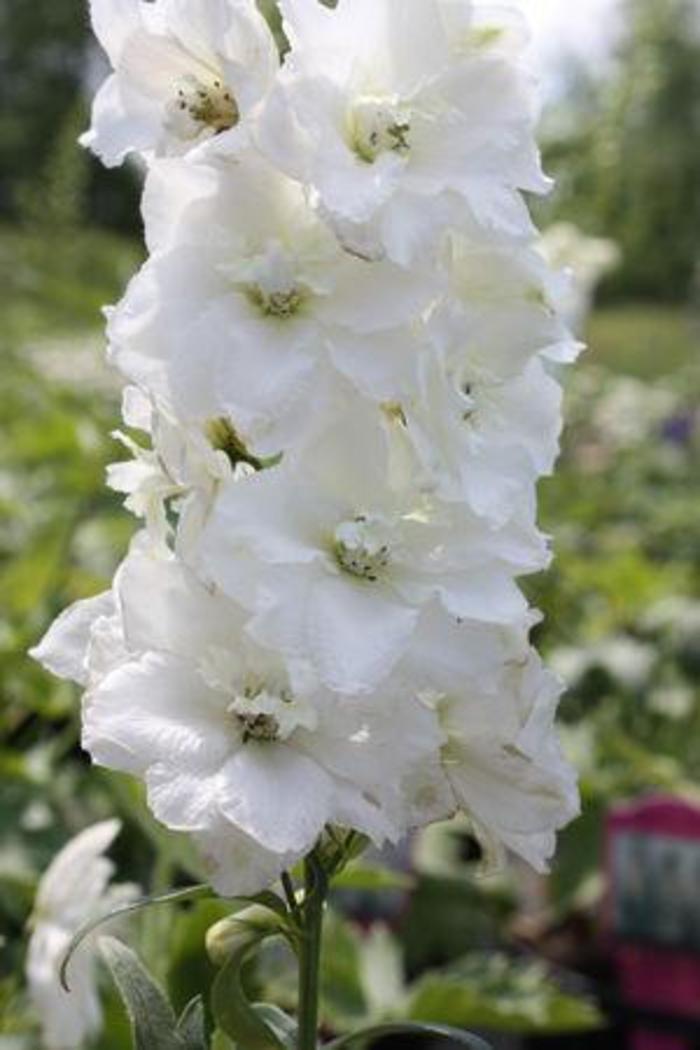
xmin=606 ymin=795 xmax=700 ymax=1050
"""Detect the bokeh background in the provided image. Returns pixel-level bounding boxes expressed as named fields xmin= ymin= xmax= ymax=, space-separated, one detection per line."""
xmin=1 ymin=1 xmax=699 ymax=1047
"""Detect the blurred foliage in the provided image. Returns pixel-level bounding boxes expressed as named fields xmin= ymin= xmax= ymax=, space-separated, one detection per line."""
xmin=540 ymin=0 xmax=700 ymax=304
xmin=255 ymin=913 xmax=602 ymax=1039
xmin=0 ymin=0 xmax=140 ymax=230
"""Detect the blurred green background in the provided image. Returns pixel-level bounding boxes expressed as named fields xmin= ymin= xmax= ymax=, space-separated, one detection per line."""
xmin=0 ymin=1 xmax=698 ymax=1047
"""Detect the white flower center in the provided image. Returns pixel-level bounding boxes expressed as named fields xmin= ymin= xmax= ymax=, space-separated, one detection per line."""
xmin=228 ymin=683 xmax=304 ymax=744
xmin=201 ymin=648 xmax=317 ymax=744
xmin=334 ymin=515 xmax=392 ymax=582
xmin=349 ymin=96 xmax=411 ymax=164
xmin=165 ymin=73 xmax=239 ymax=142
xmin=246 ymin=286 xmax=306 ymax=319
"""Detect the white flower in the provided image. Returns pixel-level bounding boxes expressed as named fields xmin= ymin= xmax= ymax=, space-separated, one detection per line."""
xmin=109 ymin=156 xmax=437 ymax=457
xmin=394 ymin=615 xmax=579 ymax=871
xmin=258 ymin=0 xmax=548 ymax=263
xmin=82 ymin=0 xmax=279 ymax=166
xmin=437 ymin=653 xmax=580 ymax=872
xmin=429 ymin=238 xmax=578 ymax=376
xmin=35 ymin=542 xmax=446 ymax=888
xmin=399 ymin=350 xmax=563 ymax=524
xmin=30 ymin=591 xmax=122 ymax=689
xmin=107 ymin=385 xmax=262 ymax=555
xmin=198 ymin=408 xmax=547 ymax=694
xmin=26 ymin=821 xmax=138 ymax=1050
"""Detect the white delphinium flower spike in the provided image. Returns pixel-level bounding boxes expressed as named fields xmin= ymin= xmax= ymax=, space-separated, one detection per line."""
xmin=198 ymin=407 xmax=548 ymax=695
xmin=259 ymin=0 xmax=548 ymax=263
xmin=82 ymin=0 xmax=279 ymax=166
xmin=26 ymin=821 xmax=138 ymax=1050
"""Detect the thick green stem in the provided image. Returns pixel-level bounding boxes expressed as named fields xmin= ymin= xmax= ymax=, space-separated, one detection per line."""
xmin=297 ymin=855 xmax=327 ymax=1050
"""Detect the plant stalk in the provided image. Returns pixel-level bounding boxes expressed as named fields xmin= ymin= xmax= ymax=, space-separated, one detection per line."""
xmin=297 ymin=855 xmax=327 ymax=1050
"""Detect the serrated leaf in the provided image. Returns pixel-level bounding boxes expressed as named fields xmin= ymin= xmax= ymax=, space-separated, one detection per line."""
xmin=326 ymin=1022 xmax=492 ymax=1049
xmin=99 ymin=937 xmax=182 ymax=1050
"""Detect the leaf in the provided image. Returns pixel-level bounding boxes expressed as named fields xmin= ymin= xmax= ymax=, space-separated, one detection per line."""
xmin=253 ymin=1004 xmax=298 ymax=1049
xmin=332 ymin=863 xmax=413 ymax=893
xmin=212 ymin=954 xmax=286 ymax=1050
xmin=210 ymin=911 xmax=293 ymax=1050
xmin=326 ymin=1022 xmax=492 ymax=1049
xmin=407 ymin=954 xmax=604 ymax=1036
xmin=60 ymin=884 xmax=211 ymax=991
xmin=176 ymin=997 xmax=208 ymax=1050
xmin=99 ymin=937 xmax=183 ymax=1050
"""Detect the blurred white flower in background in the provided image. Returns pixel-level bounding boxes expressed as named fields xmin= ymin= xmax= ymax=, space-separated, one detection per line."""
xmin=26 ymin=821 xmax=138 ymax=1050
xmin=540 ymin=223 xmax=620 ymax=333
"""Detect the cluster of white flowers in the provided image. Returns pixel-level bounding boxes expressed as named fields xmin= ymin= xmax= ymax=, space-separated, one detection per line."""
xmin=33 ymin=0 xmax=580 ymax=897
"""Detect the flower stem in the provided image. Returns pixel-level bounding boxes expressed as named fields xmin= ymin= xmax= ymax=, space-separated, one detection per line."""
xmin=297 ymin=854 xmax=327 ymax=1050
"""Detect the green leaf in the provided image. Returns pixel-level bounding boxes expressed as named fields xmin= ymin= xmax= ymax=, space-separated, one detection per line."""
xmin=407 ymin=954 xmax=604 ymax=1036
xmin=326 ymin=1022 xmax=492 ymax=1049
xmin=332 ymin=863 xmax=413 ymax=893
xmin=60 ymin=884 xmax=211 ymax=991
xmin=253 ymin=1004 xmax=297 ymax=1049
xmin=176 ymin=997 xmax=208 ymax=1050
xmin=99 ymin=936 xmax=183 ymax=1050
xmin=210 ymin=911 xmax=293 ymax=1050
xmin=212 ymin=955 xmax=286 ymax=1050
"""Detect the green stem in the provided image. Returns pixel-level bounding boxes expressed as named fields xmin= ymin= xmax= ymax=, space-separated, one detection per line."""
xmin=297 ymin=855 xmax=327 ymax=1050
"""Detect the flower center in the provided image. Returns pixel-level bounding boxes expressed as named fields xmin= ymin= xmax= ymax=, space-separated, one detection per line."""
xmin=228 ymin=682 xmax=294 ymax=744
xmin=349 ymin=96 xmax=411 ymax=164
xmin=205 ymin=417 xmax=264 ymax=471
xmin=334 ymin=515 xmax=392 ymax=582
xmin=237 ymin=711 xmax=281 ymax=744
xmin=166 ymin=74 xmax=239 ymax=141
xmin=225 ymin=675 xmax=317 ymax=744
xmin=246 ymin=286 xmax=306 ymax=319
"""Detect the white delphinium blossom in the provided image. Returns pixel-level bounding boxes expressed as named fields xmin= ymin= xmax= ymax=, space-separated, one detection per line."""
xmin=109 ymin=156 xmax=438 ymax=457
xmin=259 ymin=0 xmax=548 ymax=263
xmin=397 ymin=352 xmax=562 ymax=525
xmin=380 ymin=239 xmax=575 ymax=523
xmin=107 ymin=385 xmax=264 ymax=556
xmin=26 ymin=821 xmax=138 ymax=1050
xmin=198 ymin=407 xmax=548 ymax=694
xmin=82 ymin=0 xmax=279 ymax=166
xmin=32 ymin=542 xmax=446 ymax=888
xmin=430 ymin=237 xmax=578 ymax=372
xmin=391 ymin=608 xmax=579 ymax=872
